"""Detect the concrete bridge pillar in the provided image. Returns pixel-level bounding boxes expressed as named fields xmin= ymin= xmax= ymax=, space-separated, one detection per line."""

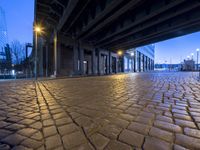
xmin=106 ymin=54 xmax=109 ymax=75
xmin=38 ymin=37 xmax=44 ymax=77
xmin=73 ymin=42 xmax=79 ymax=75
xmin=127 ymin=58 xmax=130 ymax=72
xmin=45 ymin=43 xmax=49 ymax=77
xmin=97 ymin=49 xmax=101 ymax=75
xmin=79 ymin=48 xmax=85 ymax=75
xmin=118 ymin=56 xmax=125 ymax=73
xmin=138 ymin=52 xmax=141 ymax=72
xmin=152 ymin=60 xmax=155 ymax=70
xmin=150 ymin=59 xmax=152 ymax=70
xmin=109 ymin=51 xmax=112 ymax=74
xmin=150 ymin=58 xmax=152 ymax=70
xmin=115 ymin=57 xmax=118 ymax=73
xmin=146 ymin=57 xmax=148 ymax=71
xmin=144 ymin=56 xmax=147 ymax=71
xmin=134 ymin=50 xmax=137 ymax=72
xmin=144 ymin=56 xmax=146 ymax=71
xmin=131 ymin=57 xmax=134 ymax=72
xmin=92 ymin=49 xmax=97 ymax=75
xmin=148 ymin=58 xmax=151 ymax=71
xmin=53 ymin=30 xmax=61 ymax=77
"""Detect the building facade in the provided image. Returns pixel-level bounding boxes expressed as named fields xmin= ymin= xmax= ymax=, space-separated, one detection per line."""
xmin=0 ymin=6 xmax=8 ymax=60
xmin=182 ymin=59 xmax=195 ymax=71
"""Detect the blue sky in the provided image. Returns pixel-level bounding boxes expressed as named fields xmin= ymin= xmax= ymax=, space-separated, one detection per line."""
xmin=155 ymin=32 xmax=200 ymax=64
xmin=0 ymin=0 xmax=34 ymax=44
xmin=0 ymin=0 xmax=200 ymax=64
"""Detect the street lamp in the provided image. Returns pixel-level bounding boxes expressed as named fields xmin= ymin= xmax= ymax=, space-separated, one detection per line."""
xmin=35 ymin=26 xmax=41 ymax=33
xmin=197 ymin=49 xmax=199 ymax=70
xmin=117 ymin=50 xmax=123 ymax=72
xmin=117 ymin=50 xmax=123 ymax=56
xmin=191 ymin=53 xmax=194 ymax=60
xmin=34 ymin=25 xmax=43 ymax=80
xmin=130 ymin=52 xmax=134 ymax=56
xmin=130 ymin=52 xmax=134 ymax=71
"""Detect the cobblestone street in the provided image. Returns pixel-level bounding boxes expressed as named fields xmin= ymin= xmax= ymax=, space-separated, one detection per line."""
xmin=0 ymin=72 xmax=200 ymax=150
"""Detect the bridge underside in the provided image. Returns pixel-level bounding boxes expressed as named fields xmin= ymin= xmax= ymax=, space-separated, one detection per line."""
xmin=35 ymin=0 xmax=200 ymax=76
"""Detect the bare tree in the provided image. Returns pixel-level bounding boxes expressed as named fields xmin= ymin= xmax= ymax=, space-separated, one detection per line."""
xmin=21 ymin=44 xmax=26 ymax=62
xmin=10 ymin=40 xmax=25 ymax=64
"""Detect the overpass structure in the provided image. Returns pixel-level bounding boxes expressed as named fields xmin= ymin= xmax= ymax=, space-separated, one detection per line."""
xmin=35 ymin=0 xmax=200 ymax=77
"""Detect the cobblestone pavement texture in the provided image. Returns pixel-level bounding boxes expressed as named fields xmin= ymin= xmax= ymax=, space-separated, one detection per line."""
xmin=0 ymin=72 xmax=200 ymax=150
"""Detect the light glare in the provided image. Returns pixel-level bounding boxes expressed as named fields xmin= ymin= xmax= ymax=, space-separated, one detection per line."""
xmin=34 ymin=25 xmax=44 ymax=33
xmin=117 ymin=50 xmax=123 ymax=56
xmin=131 ymin=52 xmax=134 ymax=56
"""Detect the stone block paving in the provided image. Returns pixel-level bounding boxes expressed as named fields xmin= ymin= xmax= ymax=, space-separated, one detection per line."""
xmin=0 ymin=72 xmax=200 ymax=150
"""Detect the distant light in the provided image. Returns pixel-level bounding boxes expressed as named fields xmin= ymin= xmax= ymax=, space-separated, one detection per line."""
xmin=117 ymin=50 xmax=123 ymax=56
xmin=131 ymin=52 xmax=134 ymax=56
xmin=191 ymin=53 xmax=194 ymax=56
xmin=197 ymin=48 xmax=199 ymax=52
xmin=83 ymin=61 xmax=87 ymax=64
xmin=12 ymin=70 xmax=15 ymax=75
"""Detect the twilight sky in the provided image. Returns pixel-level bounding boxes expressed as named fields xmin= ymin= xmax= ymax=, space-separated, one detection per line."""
xmin=155 ymin=31 xmax=200 ymax=64
xmin=0 ymin=0 xmax=34 ymax=44
xmin=0 ymin=0 xmax=200 ymax=64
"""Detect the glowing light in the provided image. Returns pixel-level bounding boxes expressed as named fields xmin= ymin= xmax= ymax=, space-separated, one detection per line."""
xmin=191 ymin=53 xmax=194 ymax=56
xmin=197 ymin=48 xmax=199 ymax=52
xmin=34 ymin=25 xmax=44 ymax=33
xmin=131 ymin=52 xmax=134 ymax=56
xmin=117 ymin=50 xmax=123 ymax=56
xmin=35 ymin=27 xmax=41 ymax=32
xmin=12 ymin=70 xmax=15 ymax=75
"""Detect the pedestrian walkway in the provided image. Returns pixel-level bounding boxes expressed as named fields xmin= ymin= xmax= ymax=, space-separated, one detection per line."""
xmin=0 ymin=72 xmax=200 ymax=150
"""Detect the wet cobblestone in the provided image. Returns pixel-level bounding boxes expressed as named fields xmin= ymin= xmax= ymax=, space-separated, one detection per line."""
xmin=0 ymin=72 xmax=200 ymax=149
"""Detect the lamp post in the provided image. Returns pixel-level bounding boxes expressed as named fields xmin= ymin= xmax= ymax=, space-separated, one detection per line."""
xmin=197 ymin=48 xmax=200 ymax=78
xmin=130 ymin=52 xmax=134 ymax=57
xmin=117 ymin=50 xmax=123 ymax=56
xmin=117 ymin=50 xmax=123 ymax=72
xmin=34 ymin=26 xmax=42 ymax=80
xmin=191 ymin=53 xmax=194 ymax=72
xmin=191 ymin=53 xmax=194 ymax=60
xmin=130 ymin=52 xmax=134 ymax=72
